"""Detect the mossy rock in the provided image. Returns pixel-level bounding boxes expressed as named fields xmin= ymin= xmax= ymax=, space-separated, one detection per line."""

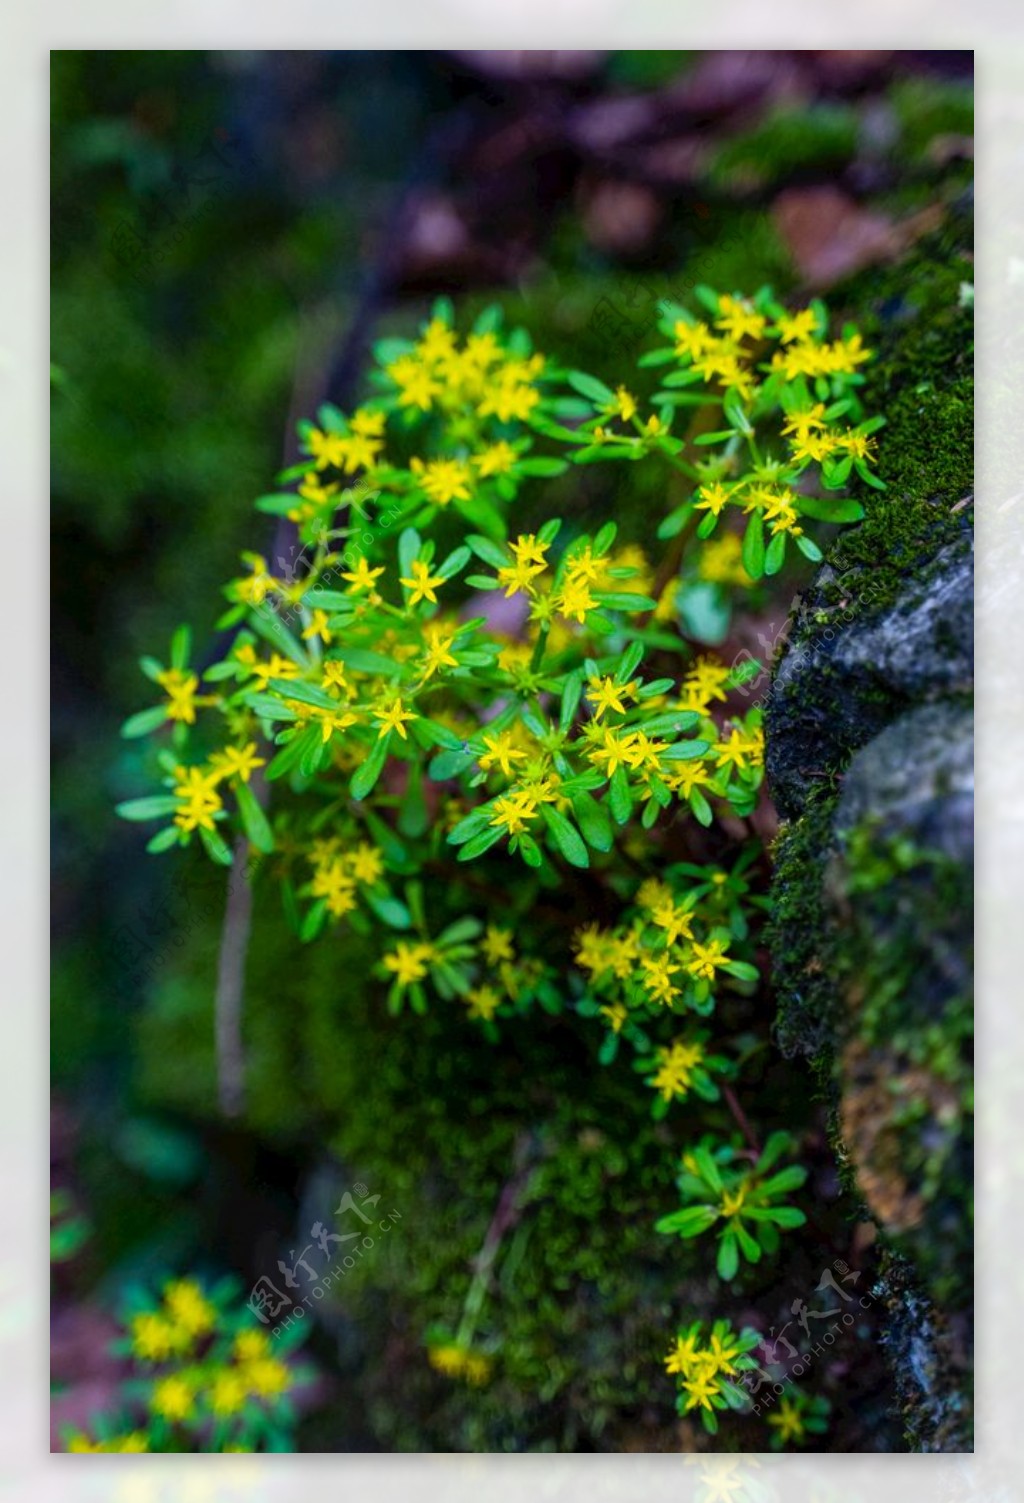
xmin=764 ymin=210 xmax=974 ymax=1450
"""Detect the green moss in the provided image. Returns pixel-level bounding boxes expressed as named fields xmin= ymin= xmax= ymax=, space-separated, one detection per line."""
xmin=765 ymin=783 xmax=840 ymax=1070
xmin=813 ymin=215 xmax=974 ymax=622
xmin=890 ymin=78 xmax=974 ymax=160
xmin=709 ymin=104 xmax=860 ymax=188
xmin=829 ymin=819 xmax=972 ymax=1311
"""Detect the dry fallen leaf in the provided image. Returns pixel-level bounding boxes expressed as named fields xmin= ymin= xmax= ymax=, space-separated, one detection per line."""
xmin=773 ymin=185 xmax=943 ymax=287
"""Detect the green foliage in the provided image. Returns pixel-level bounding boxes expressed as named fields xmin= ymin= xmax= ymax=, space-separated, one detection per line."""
xmin=113 ymin=287 xmax=877 ymax=1443
xmin=50 ymin=1189 xmax=91 ymax=1264
xmin=656 ymin=1131 xmax=807 ymax=1280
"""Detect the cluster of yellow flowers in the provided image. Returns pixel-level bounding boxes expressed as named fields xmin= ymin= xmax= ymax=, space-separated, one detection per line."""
xmin=307 ymin=836 xmax=386 ymax=918
xmin=672 ymin=295 xmax=869 ymax=401
xmin=379 ymin=922 xmax=551 ymax=1023
xmin=384 ymin=316 xmax=545 ymax=424
xmin=650 ymin=1038 xmax=708 ymax=1102
xmin=66 ymin=1278 xmax=303 ymax=1453
xmin=171 ymin=743 xmax=265 ymax=833
xmin=426 ymin=1342 xmax=493 ymax=1386
xmin=147 ymin=1327 xmax=292 ymax=1425
xmin=575 ymin=876 xmax=741 ymax=1020
xmin=67 ymin=1430 xmax=150 ymax=1453
xmin=663 ymin=1320 xmax=756 ymax=1421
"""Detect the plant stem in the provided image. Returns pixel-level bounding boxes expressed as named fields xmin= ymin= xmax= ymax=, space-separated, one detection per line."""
xmin=722 ymin=1083 xmax=761 ymax=1158
xmin=215 ymin=833 xmax=253 ymax=1117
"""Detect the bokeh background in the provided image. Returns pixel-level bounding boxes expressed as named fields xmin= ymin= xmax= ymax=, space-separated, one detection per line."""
xmin=51 ymin=49 xmax=973 ymax=1452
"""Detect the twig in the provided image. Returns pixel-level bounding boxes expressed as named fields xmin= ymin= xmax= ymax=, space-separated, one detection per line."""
xmin=722 ymin=1082 xmax=762 ymax=1158
xmin=215 ymin=832 xmax=253 ymax=1117
xmin=455 ymin=1133 xmax=537 ymax=1348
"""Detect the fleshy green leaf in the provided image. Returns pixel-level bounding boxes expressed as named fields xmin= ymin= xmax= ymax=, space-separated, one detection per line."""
xmin=235 ymin=782 xmax=274 ymax=854
xmin=350 ymin=735 xmax=389 ymax=800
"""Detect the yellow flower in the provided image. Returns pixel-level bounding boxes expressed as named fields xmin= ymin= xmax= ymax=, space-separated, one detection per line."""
xmin=587 ymin=727 xmax=636 ymax=779
xmin=706 ymin=1327 xmax=744 ymax=1375
xmin=685 ymin=938 xmax=731 ymax=981
xmin=234 ymin=555 xmax=276 ymax=606
xmin=827 ymin=332 xmax=871 ymax=373
xmin=648 ymin=896 xmax=694 ymax=946
xmin=605 ymin=385 xmax=637 ymax=422
xmin=321 ymin=660 xmax=354 ymax=697
xmin=585 ymin=674 xmax=634 ymax=720
xmin=164 ymin=1278 xmax=216 ymax=1337
xmin=640 ymin=952 xmax=682 ymax=1006
xmin=172 ymin=766 xmax=224 ymax=834
xmin=341 ymin=557 xmax=386 ymax=594
xmin=383 ymin=940 xmax=433 ymax=986
xmin=157 ymin=668 xmax=202 ymax=725
xmin=673 ymin=320 xmax=715 ymax=362
xmin=636 ymin=878 xmax=672 ymax=910
xmin=302 ymin=608 xmax=332 ymax=645
xmin=599 ymin=1000 xmax=628 ymax=1033
xmin=386 ymin=353 xmax=441 ymax=411
xmin=680 ymin=1366 xmax=722 ymax=1413
xmin=421 ymin=623 xmax=459 ymax=679
xmin=554 ymin=576 xmax=596 ymax=624
xmin=209 ymin=1368 xmax=248 ymax=1416
xmin=151 ymin=1374 xmax=195 ymax=1423
xmin=837 ymin=430 xmax=877 ymax=461
xmin=400 ymin=558 xmax=446 ymax=607
xmin=373 ymin=696 xmax=418 ymax=741
xmin=410 ymin=456 xmax=474 ymax=507
xmin=715 ymin=294 xmax=766 ymax=343
xmin=781 ymin=402 xmax=827 ymax=443
xmin=664 ymin=1330 xmax=702 ymax=1374
xmin=209 ymin=742 xmax=265 ymax=784
xmin=305 ymin=427 xmax=347 ymax=469
xmin=776 ymin=308 xmax=818 ymax=344
xmin=465 ymin=984 xmax=501 ymax=1021
xmin=248 ymin=652 xmax=302 ymax=690
xmin=351 ymin=406 xmax=386 ymax=437
xmin=349 ymin=842 xmax=384 ymax=885
xmin=482 ymin=925 xmax=514 ymax=964
xmin=651 ymin=1039 xmax=705 ymax=1100
xmin=720 ymin=1184 xmax=747 ymax=1218
xmin=473 ymin=441 xmax=517 ymax=477
xmin=698 ymin=533 xmax=751 ymax=587
xmin=666 ymin=761 xmax=715 ymax=799
xmin=311 ymin=864 xmax=357 ymax=917
xmin=624 ymin=729 xmax=668 ymax=773
xmin=489 ymin=789 xmax=539 ymax=837
xmin=479 ymin=730 xmax=528 ymax=777
xmin=130 ymin=1311 xmax=180 ymax=1362
xmin=313 ymin=706 xmax=359 ymax=745
xmin=243 ymin=1356 xmax=292 ymax=1398
xmin=510 ymin=533 xmax=550 ymax=570
xmin=497 ymin=558 xmax=542 ymax=598
xmin=714 ymin=730 xmax=752 ymax=772
xmin=683 ymin=655 xmax=731 ymax=703
xmin=695 ymin=481 xmax=732 ymax=517
xmin=428 ymin=1343 xmax=492 ymax=1385
xmin=768 ymin=1395 xmax=807 ymax=1444
xmin=233 ymin=1329 xmax=270 ymax=1362
xmin=68 ymin=1430 xmax=149 ymax=1453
